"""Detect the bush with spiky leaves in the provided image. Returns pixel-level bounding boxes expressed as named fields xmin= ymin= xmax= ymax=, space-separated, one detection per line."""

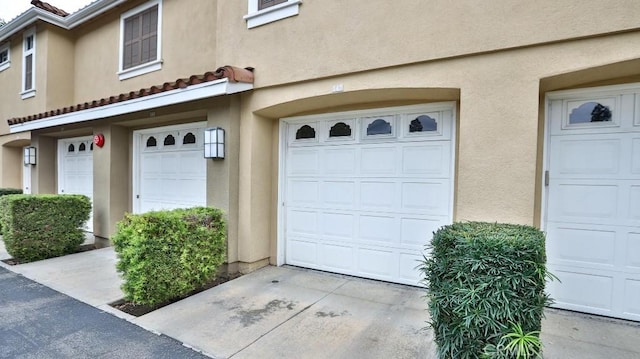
xmin=420 ymin=222 xmax=555 ymax=359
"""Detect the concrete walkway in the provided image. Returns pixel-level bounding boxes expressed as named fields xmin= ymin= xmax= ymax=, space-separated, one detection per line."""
xmin=2 ymin=245 xmax=640 ymax=358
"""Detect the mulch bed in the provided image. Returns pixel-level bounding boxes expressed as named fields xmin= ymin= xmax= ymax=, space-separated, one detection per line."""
xmin=110 ymin=272 xmax=242 ymax=317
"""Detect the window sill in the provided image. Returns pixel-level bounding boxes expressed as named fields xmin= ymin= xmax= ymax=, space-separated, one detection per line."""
xmin=0 ymin=61 xmax=10 ymax=72
xmin=244 ymin=0 xmax=301 ymax=29
xmin=118 ymin=59 xmax=162 ymax=81
xmin=21 ymin=89 xmax=36 ymax=99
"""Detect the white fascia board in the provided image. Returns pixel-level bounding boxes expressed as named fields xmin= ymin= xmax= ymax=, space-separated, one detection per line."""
xmin=9 ymin=79 xmax=253 ymax=133
xmin=0 ymin=0 xmax=126 ymax=43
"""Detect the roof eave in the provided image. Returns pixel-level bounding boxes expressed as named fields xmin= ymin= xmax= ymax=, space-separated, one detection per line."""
xmin=8 ymin=78 xmax=253 ymax=133
xmin=0 ymin=0 xmax=127 ymax=43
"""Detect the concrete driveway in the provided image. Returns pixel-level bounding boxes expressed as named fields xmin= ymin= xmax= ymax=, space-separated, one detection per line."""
xmin=2 ymin=245 xmax=640 ymax=358
xmin=134 ymin=266 xmax=434 ymax=358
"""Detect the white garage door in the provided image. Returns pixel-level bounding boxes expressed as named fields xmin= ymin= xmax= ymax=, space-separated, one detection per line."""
xmin=281 ymin=103 xmax=455 ymax=286
xmin=58 ymin=136 xmax=94 ymax=232
xmin=133 ymin=123 xmax=207 ymax=213
xmin=546 ymin=85 xmax=640 ymax=322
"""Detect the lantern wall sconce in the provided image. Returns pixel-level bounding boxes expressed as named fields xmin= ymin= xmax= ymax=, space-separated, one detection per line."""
xmin=204 ymin=127 xmax=225 ymax=159
xmin=24 ymin=146 xmax=36 ymax=165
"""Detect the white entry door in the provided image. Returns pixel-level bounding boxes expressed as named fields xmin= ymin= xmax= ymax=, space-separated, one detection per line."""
xmin=58 ymin=137 xmax=94 ymax=232
xmin=133 ymin=123 xmax=207 ymax=213
xmin=545 ymin=85 xmax=640 ymax=322
xmin=281 ymin=103 xmax=456 ymax=286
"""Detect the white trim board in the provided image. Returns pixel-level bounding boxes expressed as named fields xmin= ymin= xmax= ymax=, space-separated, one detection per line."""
xmin=9 ymin=79 xmax=252 ymax=133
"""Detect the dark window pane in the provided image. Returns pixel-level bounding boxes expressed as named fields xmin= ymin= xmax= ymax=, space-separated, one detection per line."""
xmin=258 ymin=0 xmax=287 ymax=10
xmin=183 ymin=132 xmax=196 ymax=144
xmin=409 ymin=115 xmax=437 ymax=132
xmin=25 ymin=54 xmax=33 ymax=90
xmin=295 ymin=125 xmax=316 ymax=139
xmin=366 ymin=119 xmax=392 ymax=135
xmin=146 ymin=136 xmax=157 ymax=147
xmin=569 ymin=102 xmax=612 ymax=124
xmin=79 ymin=143 xmax=86 ymax=152
xmin=164 ymin=135 xmax=176 ymax=146
xmin=0 ymin=50 xmax=7 ymax=63
xmin=329 ymin=122 xmax=352 ymax=137
xmin=68 ymin=144 xmax=75 ymax=152
xmin=90 ymin=143 xmax=94 ymax=151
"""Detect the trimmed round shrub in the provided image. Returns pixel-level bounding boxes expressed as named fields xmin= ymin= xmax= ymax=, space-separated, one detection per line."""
xmin=0 ymin=194 xmax=91 ymax=262
xmin=112 ymin=207 xmax=227 ymax=306
xmin=420 ymin=222 xmax=554 ymax=359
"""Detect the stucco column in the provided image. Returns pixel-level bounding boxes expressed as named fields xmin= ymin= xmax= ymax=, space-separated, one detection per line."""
xmin=206 ymin=97 xmax=241 ymax=271
xmin=92 ymin=124 xmax=129 ymax=242
xmin=29 ymin=133 xmax=56 ymax=194
xmin=237 ymin=107 xmax=273 ymax=272
xmin=455 ymin=64 xmax=540 ymax=225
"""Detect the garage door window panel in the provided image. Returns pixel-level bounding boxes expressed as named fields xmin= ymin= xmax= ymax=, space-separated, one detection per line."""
xmin=327 ymin=119 xmax=355 ymax=141
xmin=564 ymin=98 xmax=618 ymax=129
xmin=405 ymin=112 xmax=442 ymax=137
xmin=362 ymin=116 xmax=395 ymax=140
xmin=295 ymin=125 xmax=316 ymax=140
xmin=183 ymin=132 xmax=196 ymax=145
xmin=146 ymin=136 xmax=157 ymax=148
xmin=163 ymin=134 xmax=176 ymax=146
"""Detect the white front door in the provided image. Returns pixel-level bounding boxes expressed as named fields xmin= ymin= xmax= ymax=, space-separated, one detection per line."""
xmin=58 ymin=137 xmax=94 ymax=232
xmin=545 ymin=85 xmax=640 ymax=322
xmin=133 ymin=123 xmax=207 ymax=213
xmin=281 ymin=103 xmax=456 ymax=286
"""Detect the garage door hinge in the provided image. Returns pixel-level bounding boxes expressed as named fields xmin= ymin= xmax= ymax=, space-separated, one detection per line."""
xmin=544 ymin=170 xmax=549 ymax=186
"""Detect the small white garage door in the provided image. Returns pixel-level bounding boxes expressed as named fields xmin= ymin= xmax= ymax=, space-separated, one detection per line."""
xmin=281 ymin=103 xmax=455 ymax=286
xmin=133 ymin=123 xmax=207 ymax=213
xmin=546 ymin=85 xmax=640 ymax=322
xmin=58 ymin=136 xmax=94 ymax=232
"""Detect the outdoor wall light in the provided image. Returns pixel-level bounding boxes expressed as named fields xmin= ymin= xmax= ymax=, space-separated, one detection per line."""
xmin=23 ymin=146 xmax=36 ymax=165
xmin=204 ymin=127 xmax=225 ymax=159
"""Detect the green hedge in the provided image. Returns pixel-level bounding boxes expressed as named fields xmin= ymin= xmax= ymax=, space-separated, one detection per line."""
xmin=112 ymin=207 xmax=227 ymax=306
xmin=0 ymin=194 xmax=91 ymax=262
xmin=0 ymin=188 xmax=23 ymax=196
xmin=0 ymin=188 xmax=23 ymax=232
xmin=420 ymin=222 xmax=553 ymax=359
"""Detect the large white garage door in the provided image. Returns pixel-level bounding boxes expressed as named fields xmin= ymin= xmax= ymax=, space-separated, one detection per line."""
xmin=546 ymin=85 xmax=640 ymax=322
xmin=281 ymin=103 xmax=455 ymax=285
xmin=58 ymin=136 xmax=94 ymax=232
xmin=133 ymin=123 xmax=207 ymax=213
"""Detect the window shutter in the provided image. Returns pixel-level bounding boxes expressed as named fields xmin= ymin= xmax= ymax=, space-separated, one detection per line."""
xmin=122 ymin=5 xmax=158 ymax=70
xmin=258 ymin=0 xmax=288 ymax=10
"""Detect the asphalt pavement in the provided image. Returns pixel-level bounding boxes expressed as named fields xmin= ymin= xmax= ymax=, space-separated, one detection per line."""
xmin=0 ymin=266 xmax=207 ymax=359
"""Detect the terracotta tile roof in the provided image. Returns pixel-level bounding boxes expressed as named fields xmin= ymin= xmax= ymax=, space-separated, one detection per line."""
xmin=31 ymin=0 xmax=69 ymax=17
xmin=7 ymin=66 xmax=254 ymax=126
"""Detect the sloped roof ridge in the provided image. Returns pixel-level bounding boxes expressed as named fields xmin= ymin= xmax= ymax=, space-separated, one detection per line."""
xmin=30 ymin=0 xmax=69 ymax=17
xmin=7 ymin=66 xmax=254 ymax=126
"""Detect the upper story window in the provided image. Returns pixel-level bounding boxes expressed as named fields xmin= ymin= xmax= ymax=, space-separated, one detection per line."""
xmin=118 ymin=0 xmax=162 ymax=80
xmin=21 ymin=27 xmax=36 ymax=99
xmin=0 ymin=43 xmax=10 ymax=72
xmin=244 ymin=0 xmax=302 ymax=29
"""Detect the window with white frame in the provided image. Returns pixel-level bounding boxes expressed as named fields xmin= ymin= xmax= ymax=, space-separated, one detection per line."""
xmin=244 ymin=0 xmax=302 ymax=29
xmin=21 ymin=28 xmax=36 ymax=99
xmin=118 ymin=0 xmax=162 ymax=80
xmin=0 ymin=43 xmax=10 ymax=72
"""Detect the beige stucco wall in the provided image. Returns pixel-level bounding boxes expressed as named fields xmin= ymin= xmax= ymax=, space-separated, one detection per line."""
xmin=0 ymin=25 xmax=47 ymax=133
xmin=72 ymin=0 xmax=218 ymax=104
xmin=217 ymin=0 xmax=640 ymax=88
xmin=229 ymin=30 xmax=640 ymax=265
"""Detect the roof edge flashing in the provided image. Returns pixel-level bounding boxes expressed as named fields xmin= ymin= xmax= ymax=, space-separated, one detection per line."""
xmin=8 ymin=78 xmax=253 ymax=133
